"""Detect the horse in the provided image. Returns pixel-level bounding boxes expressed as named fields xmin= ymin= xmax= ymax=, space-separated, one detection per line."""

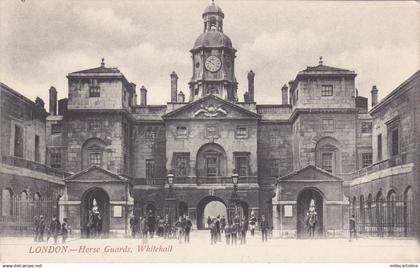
xmin=305 ymin=211 xmax=318 ymax=239
xmin=87 ymin=210 xmax=102 ymax=238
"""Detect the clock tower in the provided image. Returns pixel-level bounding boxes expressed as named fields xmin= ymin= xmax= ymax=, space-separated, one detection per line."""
xmin=189 ymin=1 xmax=238 ymax=102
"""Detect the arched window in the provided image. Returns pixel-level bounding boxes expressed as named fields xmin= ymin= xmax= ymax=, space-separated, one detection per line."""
xmin=196 ymin=143 xmax=227 ymax=177
xmin=1 ymin=188 xmax=13 ymax=217
xmin=403 ymin=187 xmax=413 ymax=237
xmin=34 ymin=192 xmax=41 ymax=201
xmin=81 ymin=138 xmax=107 ymax=169
xmin=387 ymin=190 xmax=397 ymax=235
xmin=376 ymin=191 xmax=384 ymax=237
xmin=315 ymin=137 xmax=341 ymax=174
xmin=367 ymin=194 xmax=373 ymax=234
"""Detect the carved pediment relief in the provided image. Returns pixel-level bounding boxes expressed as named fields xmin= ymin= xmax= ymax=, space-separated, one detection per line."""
xmin=193 ymin=104 xmax=227 ymax=117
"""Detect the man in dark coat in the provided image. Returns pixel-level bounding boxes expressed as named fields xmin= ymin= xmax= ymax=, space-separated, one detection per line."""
xmin=207 ymin=216 xmax=212 ymax=229
xmin=215 ymin=216 xmax=221 ymax=242
xmin=349 ymin=214 xmax=357 ymax=241
xmin=140 ymin=216 xmax=149 ymax=244
xmin=220 ymin=215 xmax=226 ymax=234
xmin=61 ymin=218 xmax=69 ymax=243
xmin=240 ymin=216 xmax=249 ymax=244
xmin=184 ymin=216 xmax=192 ymax=243
xmin=129 ymin=214 xmax=139 ymax=238
xmin=38 ymin=215 xmax=45 ymax=242
xmin=260 ymin=215 xmax=269 ymax=242
xmin=230 ymin=218 xmax=239 ymax=246
xmin=33 ymin=216 xmax=39 ymax=242
xmin=147 ymin=211 xmax=156 ymax=238
xmin=49 ymin=215 xmax=61 ymax=244
xmin=249 ymin=213 xmax=257 ymax=236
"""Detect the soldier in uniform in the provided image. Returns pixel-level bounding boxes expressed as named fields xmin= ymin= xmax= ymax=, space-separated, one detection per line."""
xmin=140 ymin=216 xmax=149 ymax=244
xmin=249 ymin=212 xmax=257 ymax=236
xmin=215 ymin=215 xmax=221 ymax=242
xmin=129 ymin=213 xmax=138 ymax=238
xmin=184 ymin=216 xmax=192 ymax=243
xmin=220 ymin=215 xmax=226 ymax=234
xmin=175 ymin=216 xmax=184 ymax=243
xmin=349 ymin=214 xmax=357 ymax=241
xmin=49 ymin=215 xmax=61 ymax=244
xmin=224 ymin=219 xmax=232 ymax=245
xmin=240 ymin=216 xmax=249 ymax=245
xmin=230 ymin=218 xmax=239 ymax=246
xmin=147 ymin=210 xmax=156 ymax=238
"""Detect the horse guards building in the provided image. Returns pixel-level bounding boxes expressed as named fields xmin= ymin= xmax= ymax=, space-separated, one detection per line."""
xmin=0 ymin=2 xmax=418 ymax=239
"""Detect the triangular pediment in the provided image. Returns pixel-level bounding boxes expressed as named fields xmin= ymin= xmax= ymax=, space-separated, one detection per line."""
xmin=163 ymin=95 xmax=260 ymax=120
xmin=65 ymin=166 xmax=129 ymax=183
xmin=277 ymin=165 xmax=342 ymax=182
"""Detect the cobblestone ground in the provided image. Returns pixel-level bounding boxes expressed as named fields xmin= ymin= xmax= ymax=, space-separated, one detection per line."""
xmin=1 ymin=231 xmax=419 ymax=263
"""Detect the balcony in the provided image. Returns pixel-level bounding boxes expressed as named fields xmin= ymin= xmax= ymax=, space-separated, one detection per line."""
xmin=134 ymin=176 xmax=258 ymax=186
xmin=342 ymin=150 xmax=414 ymax=180
xmin=1 ymin=155 xmax=70 ymax=178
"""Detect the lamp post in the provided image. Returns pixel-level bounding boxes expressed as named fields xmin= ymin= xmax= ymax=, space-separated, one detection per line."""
xmin=231 ymin=171 xmax=239 ymax=219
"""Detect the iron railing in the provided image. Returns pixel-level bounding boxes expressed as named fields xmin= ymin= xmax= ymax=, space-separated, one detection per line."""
xmin=2 ymin=155 xmax=70 ymax=178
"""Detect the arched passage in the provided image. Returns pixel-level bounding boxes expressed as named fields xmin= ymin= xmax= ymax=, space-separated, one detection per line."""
xmin=403 ymin=186 xmax=413 ymax=237
xmin=196 ymin=196 xmax=227 ymax=229
xmin=80 ymin=187 xmax=110 ymax=238
xmin=297 ymin=188 xmax=324 ymax=239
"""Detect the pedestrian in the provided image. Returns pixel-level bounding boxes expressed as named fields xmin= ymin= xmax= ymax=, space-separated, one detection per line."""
xmin=210 ymin=219 xmax=217 ymax=245
xmin=231 ymin=218 xmax=238 ymax=246
xmin=38 ymin=215 xmax=45 ymax=242
xmin=164 ymin=214 xmax=171 ymax=239
xmin=215 ymin=215 xmax=221 ymax=242
xmin=240 ymin=216 xmax=248 ymax=245
xmin=260 ymin=215 xmax=269 ymax=242
xmin=175 ymin=216 xmax=184 ymax=243
xmin=33 ymin=216 xmax=39 ymax=242
xmin=140 ymin=216 xmax=149 ymax=244
xmin=184 ymin=216 xmax=192 ymax=243
xmin=129 ymin=214 xmax=138 ymax=238
xmin=349 ymin=214 xmax=357 ymax=241
xmin=147 ymin=211 xmax=155 ymax=238
xmin=49 ymin=215 xmax=61 ymax=244
xmin=224 ymin=220 xmax=231 ymax=245
xmin=220 ymin=215 xmax=226 ymax=234
xmin=207 ymin=216 xmax=212 ymax=229
xmin=157 ymin=216 xmax=165 ymax=237
xmin=61 ymin=218 xmax=69 ymax=243
xmin=249 ymin=212 xmax=257 ymax=236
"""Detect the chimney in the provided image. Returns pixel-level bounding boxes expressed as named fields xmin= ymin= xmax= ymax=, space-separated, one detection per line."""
xmin=35 ymin=97 xmax=45 ymax=108
xmin=49 ymin=86 xmax=57 ymax=115
xmin=177 ymin=91 xmax=185 ymax=103
xmin=170 ymin=71 xmax=178 ymax=102
xmin=140 ymin=86 xmax=147 ymax=106
xmin=130 ymin=83 xmax=137 ymax=105
xmin=282 ymin=84 xmax=288 ymax=105
xmin=371 ymin=85 xmax=378 ymax=107
xmin=288 ymin=80 xmax=294 ymax=105
xmin=58 ymin=98 xmax=68 ymax=115
xmin=247 ymin=70 xmax=255 ymax=102
xmin=243 ymin=92 xmax=249 ymax=102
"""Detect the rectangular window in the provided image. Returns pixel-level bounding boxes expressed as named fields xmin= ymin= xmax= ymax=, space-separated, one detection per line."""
xmin=321 ymin=85 xmax=333 ymax=96
xmin=34 ymin=135 xmax=40 ymax=162
xmin=88 ymin=120 xmax=102 ymax=130
xmin=234 ymin=154 xmax=249 ymax=176
xmin=194 ymin=88 xmax=199 ymax=96
xmin=175 ymin=153 xmax=190 ymax=177
xmin=362 ymin=153 xmax=373 ymax=168
xmin=89 ymin=79 xmax=100 ymax=97
xmin=50 ymin=149 xmax=61 ymax=169
xmin=269 ymin=159 xmax=281 ymax=177
xmin=377 ymin=134 xmax=382 ymax=161
xmin=361 ymin=122 xmax=372 ymax=133
xmin=391 ymin=128 xmax=399 ymax=156
xmin=51 ymin=123 xmax=61 ymax=134
xmin=176 ymin=126 xmax=188 ymax=138
xmin=269 ymin=127 xmax=279 ymax=143
xmin=322 ymin=119 xmax=334 ymax=132
xmin=322 ymin=153 xmax=333 ymax=173
xmin=146 ymin=159 xmax=155 ymax=179
xmin=89 ymin=153 xmax=101 ymax=167
xmin=14 ymin=125 xmax=23 ymax=158
xmin=235 ymin=126 xmax=248 ymax=139
xmin=206 ymin=157 xmax=217 ymax=176
xmin=145 ymin=127 xmax=156 ymax=140
xmin=206 ymin=125 xmax=218 ymax=138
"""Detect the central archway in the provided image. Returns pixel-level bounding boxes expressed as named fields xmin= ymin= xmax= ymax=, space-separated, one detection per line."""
xmin=196 ymin=196 xmax=227 ymax=229
xmin=297 ymin=188 xmax=324 ymax=239
xmin=80 ymin=187 xmax=110 ymax=238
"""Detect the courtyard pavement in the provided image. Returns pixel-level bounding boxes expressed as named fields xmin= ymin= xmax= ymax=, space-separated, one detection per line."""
xmin=0 ymin=231 xmax=419 ymax=263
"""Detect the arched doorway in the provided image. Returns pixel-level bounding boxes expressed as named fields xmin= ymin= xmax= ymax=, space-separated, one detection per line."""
xmin=196 ymin=196 xmax=227 ymax=229
xmin=80 ymin=187 xmax=110 ymax=238
xmin=297 ymin=188 xmax=324 ymax=239
xmin=403 ymin=186 xmax=413 ymax=237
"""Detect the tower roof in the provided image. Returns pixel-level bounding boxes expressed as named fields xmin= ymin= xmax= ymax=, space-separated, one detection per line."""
xmin=203 ymin=1 xmax=224 ymax=18
xmin=193 ymin=30 xmax=233 ymax=49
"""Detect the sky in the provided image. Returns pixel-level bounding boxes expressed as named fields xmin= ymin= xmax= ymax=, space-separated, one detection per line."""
xmin=0 ymin=0 xmax=418 ymax=109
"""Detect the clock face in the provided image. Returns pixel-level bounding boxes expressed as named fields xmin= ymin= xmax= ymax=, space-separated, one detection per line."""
xmin=205 ymin=56 xmax=222 ymax=72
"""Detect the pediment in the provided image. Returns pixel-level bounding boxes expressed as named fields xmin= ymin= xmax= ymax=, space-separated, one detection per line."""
xmin=278 ymin=165 xmax=342 ymax=182
xmin=65 ymin=166 xmax=129 ymax=183
xmin=163 ymin=95 xmax=260 ymax=120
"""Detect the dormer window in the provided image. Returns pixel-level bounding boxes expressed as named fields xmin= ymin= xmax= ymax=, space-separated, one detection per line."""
xmin=321 ymin=85 xmax=333 ymax=96
xmin=89 ymin=79 xmax=100 ymax=97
